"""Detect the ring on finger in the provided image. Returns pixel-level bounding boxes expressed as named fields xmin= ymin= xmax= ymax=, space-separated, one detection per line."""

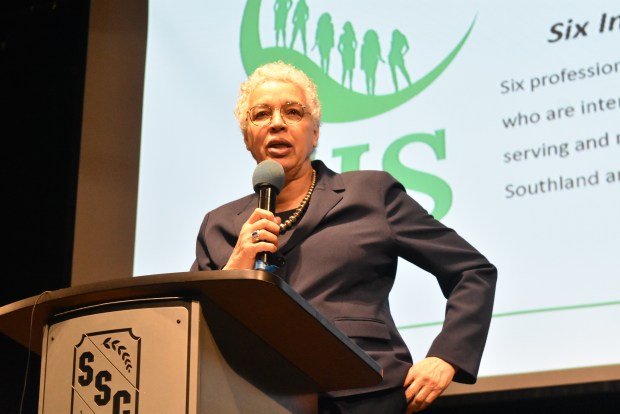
xmin=251 ymin=230 xmax=260 ymax=242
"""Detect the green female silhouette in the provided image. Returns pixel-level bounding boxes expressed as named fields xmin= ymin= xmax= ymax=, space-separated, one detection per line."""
xmin=388 ymin=29 xmax=412 ymax=91
xmin=360 ymin=29 xmax=384 ymax=95
xmin=290 ymin=0 xmax=310 ymax=54
xmin=313 ymin=13 xmax=335 ymax=74
xmin=273 ymin=0 xmax=293 ymax=47
xmin=337 ymin=21 xmax=357 ymax=89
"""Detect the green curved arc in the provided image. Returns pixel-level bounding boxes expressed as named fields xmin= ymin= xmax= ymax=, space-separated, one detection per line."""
xmin=240 ymin=0 xmax=476 ymax=123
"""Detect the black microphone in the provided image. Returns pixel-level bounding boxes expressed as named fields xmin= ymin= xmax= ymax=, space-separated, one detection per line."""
xmin=252 ymin=160 xmax=285 ymax=271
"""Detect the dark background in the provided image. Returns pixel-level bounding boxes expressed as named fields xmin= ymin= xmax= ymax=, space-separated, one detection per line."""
xmin=0 ymin=1 xmax=618 ymax=413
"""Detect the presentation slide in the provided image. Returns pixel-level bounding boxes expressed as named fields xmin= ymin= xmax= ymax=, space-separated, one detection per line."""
xmin=134 ymin=0 xmax=619 ymax=380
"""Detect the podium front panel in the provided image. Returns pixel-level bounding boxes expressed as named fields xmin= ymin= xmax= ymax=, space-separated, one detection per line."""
xmin=39 ymin=299 xmax=195 ymax=413
xmin=37 ymin=297 xmax=315 ymax=414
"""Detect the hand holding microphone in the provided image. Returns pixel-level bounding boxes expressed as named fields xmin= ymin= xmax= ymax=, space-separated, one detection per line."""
xmin=222 ymin=160 xmax=285 ymax=271
xmin=252 ymin=160 xmax=285 ymax=271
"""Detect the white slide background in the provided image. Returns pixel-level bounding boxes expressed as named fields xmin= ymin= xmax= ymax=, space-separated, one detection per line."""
xmin=134 ymin=0 xmax=620 ymax=378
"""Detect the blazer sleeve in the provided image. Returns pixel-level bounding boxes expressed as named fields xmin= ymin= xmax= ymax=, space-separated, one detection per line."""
xmin=190 ymin=210 xmax=237 ymax=272
xmin=190 ymin=212 xmax=218 ymax=271
xmin=384 ymin=175 xmax=497 ymax=384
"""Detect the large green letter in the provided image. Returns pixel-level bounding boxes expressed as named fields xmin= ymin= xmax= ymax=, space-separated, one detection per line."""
xmin=332 ymin=144 xmax=370 ymax=172
xmin=382 ymin=130 xmax=452 ymax=219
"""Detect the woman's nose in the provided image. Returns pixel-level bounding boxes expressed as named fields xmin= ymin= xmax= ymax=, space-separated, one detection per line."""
xmin=270 ymin=108 xmax=286 ymax=129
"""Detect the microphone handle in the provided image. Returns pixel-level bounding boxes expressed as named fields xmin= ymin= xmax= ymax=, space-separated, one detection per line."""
xmin=257 ymin=185 xmax=277 ymax=212
xmin=255 ymin=185 xmax=278 ymax=271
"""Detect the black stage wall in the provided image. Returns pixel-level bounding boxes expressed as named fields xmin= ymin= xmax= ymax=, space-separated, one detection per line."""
xmin=1 ymin=1 xmax=85 ymax=413
xmin=0 ymin=1 xmax=617 ymax=413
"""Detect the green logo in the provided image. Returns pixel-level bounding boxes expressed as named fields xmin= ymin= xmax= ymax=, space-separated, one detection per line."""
xmin=239 ymin=1 xmax=476 ymax=218
xmin=240 ymin=0 xmax=476 ymax=122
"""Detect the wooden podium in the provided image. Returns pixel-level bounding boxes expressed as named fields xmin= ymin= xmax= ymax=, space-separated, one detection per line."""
xmin=0 ymin=270 xmax=382 ymax=413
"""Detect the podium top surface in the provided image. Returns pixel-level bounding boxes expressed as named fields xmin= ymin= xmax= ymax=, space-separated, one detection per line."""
xmin=0 ymin=270 xmax=382 ymax=392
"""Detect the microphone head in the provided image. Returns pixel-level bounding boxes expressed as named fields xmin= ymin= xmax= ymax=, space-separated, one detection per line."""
xmin=252 ymin=159 xmax=285 ymax=194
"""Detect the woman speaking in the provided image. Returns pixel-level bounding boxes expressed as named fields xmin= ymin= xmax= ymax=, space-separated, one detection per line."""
xmin=191 ymin=61 xmax=497 ymax=413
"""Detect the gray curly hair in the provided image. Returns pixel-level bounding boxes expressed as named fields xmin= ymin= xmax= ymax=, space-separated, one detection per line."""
xmin=234 ymin=61 xmax=322 ymax=134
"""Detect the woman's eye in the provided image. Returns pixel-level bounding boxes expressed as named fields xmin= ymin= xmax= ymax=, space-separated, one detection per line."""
xmin=254 ymin=110 xmax=271 ymax=119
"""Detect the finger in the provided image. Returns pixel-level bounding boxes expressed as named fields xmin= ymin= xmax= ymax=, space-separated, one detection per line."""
xmin=244 ymin=217 xmax=280 ymax=240
xmin=250 ymin=229 xmax=279 ymax=247
xmin=248 ymin=208 xmax=277 ymax=225
xmin=407 ymin=376 xmax=449 ymax=413
xmin=404 ymin=379 xmax=422 ymax=407
xmin=408 ymin=385 xmax=432 ymax=412
xmin=408 ymin=387 xmax=441 ymax=413
xmin=245 ymin=220 xmax=280 ymax=242
xmin=403 ymin=366 xmax=421 ymax=402
xmin=252 ymin=241 xmax=278 ymax=254
xmin=258 ymin=217 xmax=281 ymax=235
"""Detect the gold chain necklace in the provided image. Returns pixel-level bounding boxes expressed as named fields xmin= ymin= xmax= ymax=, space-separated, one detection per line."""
xmin=279 ymin=169 xmax=316 ymax=234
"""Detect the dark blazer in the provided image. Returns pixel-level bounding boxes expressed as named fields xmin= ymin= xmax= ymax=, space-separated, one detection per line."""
xmin=191 ymin=160 xmax=497 ymax=395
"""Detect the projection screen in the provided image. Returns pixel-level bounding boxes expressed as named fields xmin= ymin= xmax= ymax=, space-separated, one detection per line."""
xmin=76 ymin=0 xmax=619 ymax=395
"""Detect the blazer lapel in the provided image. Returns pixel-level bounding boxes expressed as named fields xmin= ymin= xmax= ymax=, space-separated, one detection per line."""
xmin=280 ymin=161 xmax=344 ymax=254
xmin=233 ymin=195 xmax=256 ymax=237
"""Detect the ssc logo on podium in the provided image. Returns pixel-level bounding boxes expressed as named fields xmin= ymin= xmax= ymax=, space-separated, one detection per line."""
xmin=71 ymin=329 xmax=141 ymax=414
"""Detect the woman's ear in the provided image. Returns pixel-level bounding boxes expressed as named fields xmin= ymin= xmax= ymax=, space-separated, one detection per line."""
xmin=243 ymin=131 xmax=250 ymax=150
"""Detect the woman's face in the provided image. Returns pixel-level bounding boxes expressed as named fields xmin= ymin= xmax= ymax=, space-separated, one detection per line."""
xmin=244 ymin=80 xmax=318 ymax=179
